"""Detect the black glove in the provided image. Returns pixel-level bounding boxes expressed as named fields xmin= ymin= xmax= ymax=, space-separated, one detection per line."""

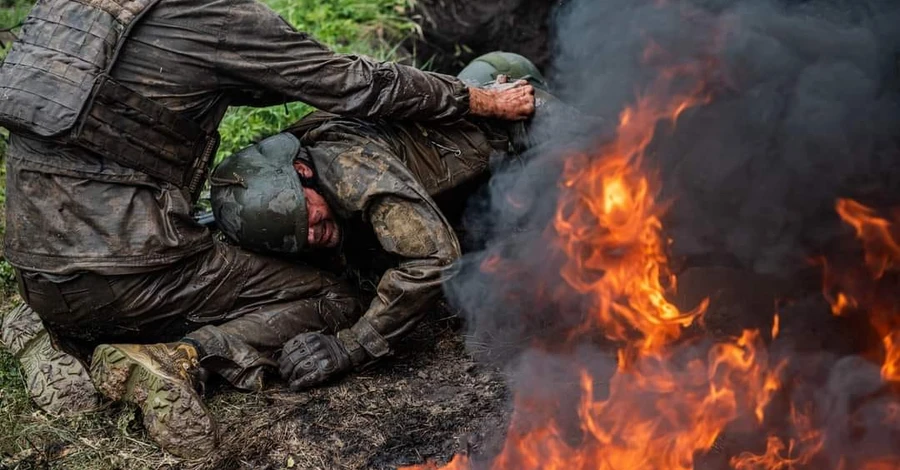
xmin=278 ymin=331 xmax=367 ymax=391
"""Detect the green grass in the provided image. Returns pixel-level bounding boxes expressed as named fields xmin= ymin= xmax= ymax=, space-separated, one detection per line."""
xmin=0 ymin=1 xmax=27 ymax=295
xmin=0 ymin=3 xmax=28 ymax=40
xmin=0 ymin=345 xmax=29 ymax=463
xmin=215 ymin=0 xmax=418 ymax=160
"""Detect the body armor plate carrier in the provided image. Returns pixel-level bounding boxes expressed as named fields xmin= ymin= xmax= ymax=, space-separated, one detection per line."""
xmin=0 ymin=0 xmax=219 ymax=196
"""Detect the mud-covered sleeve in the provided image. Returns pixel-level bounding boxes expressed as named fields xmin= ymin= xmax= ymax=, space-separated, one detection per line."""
xmin=214 ymin=0 xmax=470 ymax=121
xmin=348 ymin=196 xmax=461 ymax=358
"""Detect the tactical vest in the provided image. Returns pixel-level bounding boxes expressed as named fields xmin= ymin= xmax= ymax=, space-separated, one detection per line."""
xmin=0 ymin=0 xmax=219 ymax=197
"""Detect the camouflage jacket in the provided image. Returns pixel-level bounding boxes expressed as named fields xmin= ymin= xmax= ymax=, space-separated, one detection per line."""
xmin=3 ymin=0 xmax=469 ymax=275
xmin=294 ymin=116 xmax=510 ymax=357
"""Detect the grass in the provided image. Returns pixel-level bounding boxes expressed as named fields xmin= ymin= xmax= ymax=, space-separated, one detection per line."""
xmin=0 ymin=1 xmax=439 ymax=468
xmin=0 ymin=0 xmax=25 ymax=295
xmin=215 ymin=0 xmax=419 ymax=161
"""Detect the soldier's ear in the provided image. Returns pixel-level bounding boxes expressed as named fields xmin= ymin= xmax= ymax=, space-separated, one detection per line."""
xmin=293 ymin=160 xmax=315 ymax=179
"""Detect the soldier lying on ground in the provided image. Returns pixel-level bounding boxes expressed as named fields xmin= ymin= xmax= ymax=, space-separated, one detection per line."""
xmin=210 ymin=53 xmax=554 ymax=394
xmin=0 ymin=14 xmax=535 ymax=454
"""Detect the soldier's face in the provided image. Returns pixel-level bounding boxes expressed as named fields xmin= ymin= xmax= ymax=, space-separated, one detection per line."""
xmin=294 ymin=161 xmax=341 ymax=249
xmin=304 ymin=186 xmax=341 ymax=248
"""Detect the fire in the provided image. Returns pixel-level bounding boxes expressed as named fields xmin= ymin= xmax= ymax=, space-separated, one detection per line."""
xmin=405 ymin=49 xmax=782 ymax=470
xmin=554 ymin=76 xmax=710 ymax=355
xmin=830 ymin=292 xmax=856 ymax=316
xmin=883 ymin=332 xmax=900 ymax=383
xmin=730 ymin=405 xmax=825 ymax=470
xmin=402 ymin=37 xmax=900 ymax=470
xmin=480 ymin=254 xmax=503 ymax=274
xmin=408 ymin=456 xmax=470 ymax=470
xmin=824 ymin=199 xmax=900 ymax=385
xmin=438 ymin=51 xmax=793 ymax=470
xmin=835 ymin=199 xmax=900 ymax=279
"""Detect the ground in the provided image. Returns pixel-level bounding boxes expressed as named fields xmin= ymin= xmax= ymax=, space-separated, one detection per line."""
xmin=1 ymin=266 xmax=850 ymax=469
xmin=0 ymin=295 xmax=510 ymax=470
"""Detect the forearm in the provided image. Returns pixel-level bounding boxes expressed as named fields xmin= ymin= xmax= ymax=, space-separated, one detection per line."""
xmin=217 ymin=0 xmax=470 ymax=121
xmin=302 ymin=59 xmax=471 ymax=121
xmin=346 ymin=262 xmax=450 ymax=358
xmin=346 ymin=197 xmax=461 ymax=358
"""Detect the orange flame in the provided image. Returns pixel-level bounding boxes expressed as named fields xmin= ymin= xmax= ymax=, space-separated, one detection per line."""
xmin=831 ymin=292 xmax=856 ymax=316
xmin=825 ymin=199 xmax=900 ymax=383
xmin=731 ymin=405 xmax=825 ymax=470
xmin=402 ymin=43 xmax=900 ymax=470
xmin=553 ymin=72 xmax=711 ymax=355
xmin=403 ymin=47 xmax=785 ymax=470
xmin=883 ymin=331 xmax=900 ymax=383
xmin=404 ymin=455 xmax=470 ymax=470
xmin=835 ymin=199 xmax=900 ymax=279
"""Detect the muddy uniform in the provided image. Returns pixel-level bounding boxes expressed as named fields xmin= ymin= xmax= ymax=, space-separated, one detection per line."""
xmin=4 ymin=0 xmax=470 ymax=390
xmin=213 ymin=52 xmax=548 ymax=380
xmin=287 ymin=115 xmax=514 ymax=358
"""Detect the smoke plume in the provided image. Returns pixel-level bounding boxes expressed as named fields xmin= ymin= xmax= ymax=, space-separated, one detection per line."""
xmin=445 ymin=0 xmax=900 ymax=467
xmin=453 ymin=0 xmax=900 ymax=359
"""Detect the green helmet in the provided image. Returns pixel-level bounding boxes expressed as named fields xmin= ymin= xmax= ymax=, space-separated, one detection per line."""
xmin=457 ymin=51 xmax=549 ymax=91
xmin=210 ymin=133 xmax=309 ymax=254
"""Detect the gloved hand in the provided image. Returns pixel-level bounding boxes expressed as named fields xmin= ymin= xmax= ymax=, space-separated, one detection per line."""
xmin=278 ymin=331 xmax=367 ymax=391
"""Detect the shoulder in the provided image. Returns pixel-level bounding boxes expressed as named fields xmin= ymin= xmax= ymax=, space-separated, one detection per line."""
xmin=302 ymin=130 xmax=425 ymax=215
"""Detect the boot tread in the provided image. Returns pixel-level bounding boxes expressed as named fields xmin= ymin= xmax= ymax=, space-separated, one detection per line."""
xmin=90 ymin=343 xmax=217 ymax=458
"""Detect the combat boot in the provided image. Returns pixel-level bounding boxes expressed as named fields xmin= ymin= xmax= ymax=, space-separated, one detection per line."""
xmin=90 ymin=342 xmax=218 ymax=458
xmin=0 ymin=303 xmax=100 ymax=416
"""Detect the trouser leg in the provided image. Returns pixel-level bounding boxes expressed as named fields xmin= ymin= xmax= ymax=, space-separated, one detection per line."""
xmin=184 ymin=246 xmax=360 ymax=390
xmin=19 ymin=241 xmax=362 ymax=391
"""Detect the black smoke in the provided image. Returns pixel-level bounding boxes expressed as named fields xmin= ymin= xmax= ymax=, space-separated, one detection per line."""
xmin=453 ymin=0 xmax=900 ymax=360
xmin=445 ymin=0 xmax=900 ymax=467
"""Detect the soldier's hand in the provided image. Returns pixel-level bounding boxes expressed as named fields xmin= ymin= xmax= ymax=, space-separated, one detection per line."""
xmin=278 ymin=332 xmax=352 ymax=390
xmin=468 ymin=80 xmax=535 ymax=121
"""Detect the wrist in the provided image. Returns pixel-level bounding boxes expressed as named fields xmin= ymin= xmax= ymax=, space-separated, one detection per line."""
xmin=336 ymin=329 xmax=369 ymax=366
xmin=467 ymin=86 xmax=492 ymax=118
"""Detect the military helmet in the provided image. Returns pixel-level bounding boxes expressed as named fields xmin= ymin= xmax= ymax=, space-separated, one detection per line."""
xmin=210 ymin=133 xmax=309 ymax=254
xmin=457 ymin=51 xmax=549 ymax=91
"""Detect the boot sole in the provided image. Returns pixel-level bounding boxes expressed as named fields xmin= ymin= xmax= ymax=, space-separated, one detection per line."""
xmin=2 ymin=303 xmax=100 ymax=416
xmin=90 ymin=344 xmax=218 ymax=458
xmin=20 ymin=331 xmax=100 ymax=416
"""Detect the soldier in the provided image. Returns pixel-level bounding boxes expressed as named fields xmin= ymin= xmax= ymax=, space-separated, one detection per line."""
xmin=210 ymin=52 xmax=553 ymax=391
xmin=0 ymin=0 xmax=534 ymax=458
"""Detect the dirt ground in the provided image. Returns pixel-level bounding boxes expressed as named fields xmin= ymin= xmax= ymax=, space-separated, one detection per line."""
xmin=203 ymin=308 xmax=511 ymax=470
xmin=0 ymin=267 xmax=877 ymax=470
xmin=0 ymin=298 xmax=510 ymax=470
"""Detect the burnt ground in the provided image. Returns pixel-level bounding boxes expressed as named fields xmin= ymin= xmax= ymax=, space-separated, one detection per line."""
xmin=0 ymin=297 xmax=510 ymax=470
